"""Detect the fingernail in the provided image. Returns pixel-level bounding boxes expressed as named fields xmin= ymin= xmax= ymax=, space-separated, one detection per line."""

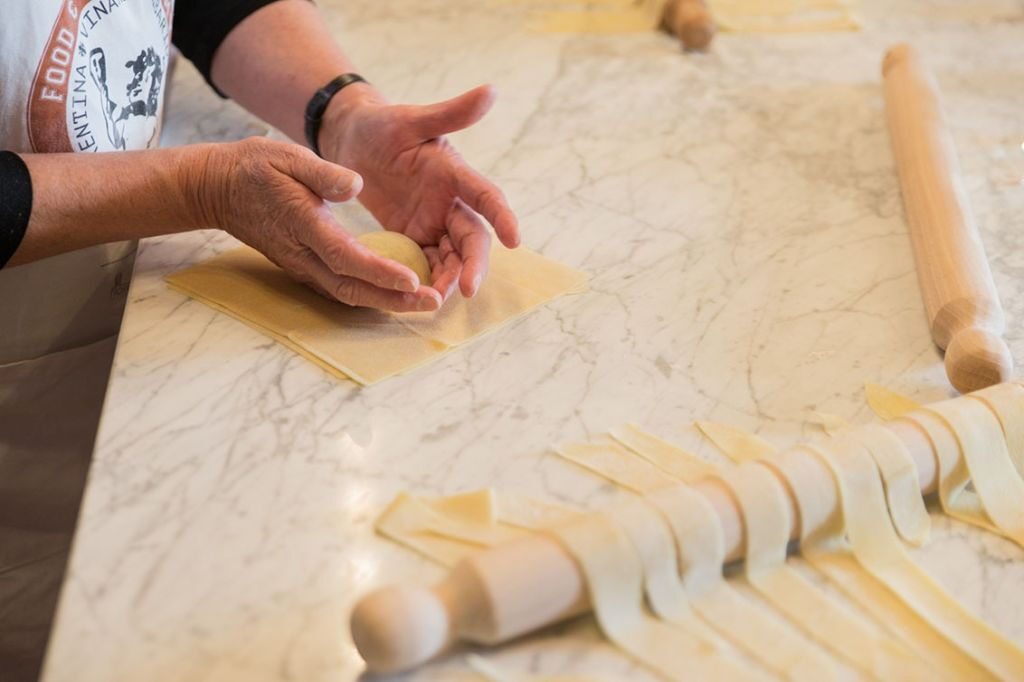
xmin=396 ymin=277 xmax=418 ymax=293
xmin=417 ymin=296 xmax=438 ymax=311
xmin=471 ymin=272 xmax=483 ymax=295
xmin=335 ymin=174 xmax=363 ymax=199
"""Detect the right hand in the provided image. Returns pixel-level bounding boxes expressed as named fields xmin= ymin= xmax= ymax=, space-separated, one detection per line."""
xmin=184 ymin=137 xmax=442 ymax=312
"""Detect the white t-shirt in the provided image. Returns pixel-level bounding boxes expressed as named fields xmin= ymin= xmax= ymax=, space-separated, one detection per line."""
xmin=0 ymin=0 xmax=174 ymax=154
xmin=0 ymin=0 xmax=175 ymax=363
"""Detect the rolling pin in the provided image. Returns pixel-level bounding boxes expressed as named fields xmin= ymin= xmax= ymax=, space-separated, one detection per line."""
xmin=882 ymin=44 xmax=1013 ymax=393
xmin=349 ymin=390 xmax=993 ymax=674
xmin=662 ymin=0 xmax=716 ymax=51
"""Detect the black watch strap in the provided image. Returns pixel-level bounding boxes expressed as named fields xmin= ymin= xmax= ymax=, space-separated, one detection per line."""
xmin=304 ymin=73 xmax=367 ymax=157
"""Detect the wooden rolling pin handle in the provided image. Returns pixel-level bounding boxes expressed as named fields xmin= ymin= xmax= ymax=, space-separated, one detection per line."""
xmin=350 ymin=584 xmax=452 ymax=674
xmin=882 ymin=44 xmax=1013 ymax=393
xmin=350 ymin=536 xmax=589 ymax=674
xmin=662 ymin=0 xmax=715 ymax=51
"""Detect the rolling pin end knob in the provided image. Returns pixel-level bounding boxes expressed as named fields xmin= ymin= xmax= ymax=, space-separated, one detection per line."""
xmin=663 ymin=0 xmax=715 ymax=51
xmin=350 ymin=584 xmax=452 ymax=674
xmin=882 ymin=43 xmax=913 ymax=76
xmin=945 ymin=327 xmax=1014 ymax=393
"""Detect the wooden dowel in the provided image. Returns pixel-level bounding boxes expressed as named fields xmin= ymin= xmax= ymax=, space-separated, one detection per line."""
xmin=882 ymin=44 xmax=1013 ymax=393
xmin=349 ymin=384 xmax=996 ymax=674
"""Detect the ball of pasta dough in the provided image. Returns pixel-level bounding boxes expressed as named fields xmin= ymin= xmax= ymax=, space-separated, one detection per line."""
xmin=357 ymin=231 xmax=432 ymax=287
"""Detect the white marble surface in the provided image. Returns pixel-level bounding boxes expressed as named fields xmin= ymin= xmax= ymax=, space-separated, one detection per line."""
xmin=42 ymin=1 xmax=1024 ymax=680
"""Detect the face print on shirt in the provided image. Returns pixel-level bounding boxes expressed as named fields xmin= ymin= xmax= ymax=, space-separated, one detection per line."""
xmin=87 ymin=45 xmax=164 ymax=150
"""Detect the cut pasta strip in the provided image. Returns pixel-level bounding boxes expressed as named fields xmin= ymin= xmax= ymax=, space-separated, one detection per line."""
xmin=807 ymin=411 xmax=848 ymax=436
xmin=613 ymin=499 xmax=732 ymax=650
xmin=377 ymin=496 xmax=485 ymax=567
xmin=865 ymin=382 xmax=921 ymax=420
xmin=376 ymin=493 xmax=524 ymax=567
xmin=608 ymin=423 xmax=723 ymax=482
xmin=546 ymin=514 xmax=768 ymax=682
xmin=718 ymin=462 xmax=934 ymax=681
xmin=901 ymin=411 xmax=1000 ymax=534
xmin=800 ymin=548 xmax=988 ymax=682
xmin=853 ymin=424 xmax=930 ymax=546
xmin=426 ymin=489 xmax=499 ymax=524
xmin=970 ymin=382 xmax=1024 ymax=478
xmin=467 ymin=653 xmax=598 ymax=682
xmin=646 ymin=484 xmax=837 ymax=682
xmin=923 ymin=398 xmax=1024 ymax=549
xmin=696 ymin=426 xmax=991 ymax=680
xmin=766 ymin=445 xmax=994 ymax=681
xmin=497 ymin=493 xmax=581 ymax=530
xmin=555 ymin=437 xmax=679 ymax=494
xmin=814 ymin=440 xmax=1024 ymax=680
xmin=695 ymin=421 xmax=776 ymax=461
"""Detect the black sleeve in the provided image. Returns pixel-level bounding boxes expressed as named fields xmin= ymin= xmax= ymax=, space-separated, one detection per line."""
xmin=0 ymin=152 xmax=32 ymax=269
xmin=172 ymin=0 xmax=287 ymax=97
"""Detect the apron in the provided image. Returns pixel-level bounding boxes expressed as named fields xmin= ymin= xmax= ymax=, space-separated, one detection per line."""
xmin=1 ymin=3 xmax=177 ymax=673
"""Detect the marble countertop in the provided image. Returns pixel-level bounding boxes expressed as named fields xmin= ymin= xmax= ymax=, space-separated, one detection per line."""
xmin=42 ymin=1 xmax=1024 ymax=680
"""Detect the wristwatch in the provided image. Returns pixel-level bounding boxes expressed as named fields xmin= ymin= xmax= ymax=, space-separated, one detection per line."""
xmin=304 ymin=73 xmax=367 ymax=157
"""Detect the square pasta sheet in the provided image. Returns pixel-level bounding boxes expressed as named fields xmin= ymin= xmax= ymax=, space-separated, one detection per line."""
xmin=164 ymin=245 xmax=587 ymax=385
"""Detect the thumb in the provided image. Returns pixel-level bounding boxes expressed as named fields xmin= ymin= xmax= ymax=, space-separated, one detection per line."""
xmin=287 ymin=150 xmax=363 ymax=202
xmin=407 ymin=84 xmax=496 ymax=140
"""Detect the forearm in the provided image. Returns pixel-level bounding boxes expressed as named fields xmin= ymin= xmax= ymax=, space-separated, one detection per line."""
xmin=209 ymin=0 xmax=382 ymax=147
xmin=8 ymin=146 xmax=209 ymax=267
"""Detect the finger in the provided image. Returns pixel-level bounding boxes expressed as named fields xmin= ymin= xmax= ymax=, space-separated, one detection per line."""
xmin=423 ymin=241 xmax=461 ymax=301
xmin=296 ymin=251 xmax=441 ymax=312
xmin=406 ymin=84 xmax=496 ymax=141
xmin=432 ymin=236 xmax=463 ymax=300
xmin=447 ymin=200 xmax=493 ymax=298
xmin=439 ymin=234 xmax=457 ymax=260
xmin=300 ymin=213 xmax=420 ymax=293
xmin=280 ymin=146 xmax=363 ymax=203
xmin=454 ymin=168 xmax=520 ymax=248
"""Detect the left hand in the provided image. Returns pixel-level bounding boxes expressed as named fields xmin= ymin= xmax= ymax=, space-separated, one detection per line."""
xmin=320 ymin=84 xmax=520 ymax=300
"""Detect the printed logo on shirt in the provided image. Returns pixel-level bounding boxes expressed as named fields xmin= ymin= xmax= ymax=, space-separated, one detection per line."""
xmin=27 ymin=0 xmax=174 ymax=153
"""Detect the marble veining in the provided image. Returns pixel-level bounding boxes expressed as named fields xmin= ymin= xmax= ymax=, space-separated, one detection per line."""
xmin=42 ymin=1 xmax=1024 ymax=680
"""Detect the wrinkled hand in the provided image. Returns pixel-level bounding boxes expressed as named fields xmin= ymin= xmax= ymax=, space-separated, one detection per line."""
xmin=188 ymin=137 xmax=442 ymax=312
xmin=321 ymin=84 xmax=520 ymax=300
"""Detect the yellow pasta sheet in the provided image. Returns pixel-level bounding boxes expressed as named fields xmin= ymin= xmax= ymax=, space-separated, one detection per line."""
xmin=521 ymin=0 xmax=661 ymax=34
xmin=165 ymin=245 xmax=586 ymax=385
xmin=710 ymin=0 xmax=859 ymax=33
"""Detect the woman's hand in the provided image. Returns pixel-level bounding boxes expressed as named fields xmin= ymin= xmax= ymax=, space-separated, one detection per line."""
xmin=187 ymin=137 xmax=442 ymax=312
xmin=319 ymin=84 xmax=520 ymax=300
